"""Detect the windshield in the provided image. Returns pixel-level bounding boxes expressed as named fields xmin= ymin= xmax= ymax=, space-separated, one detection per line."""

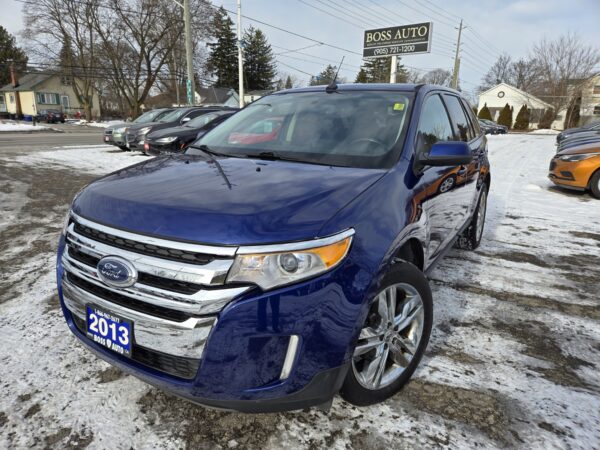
xmin=189 ymin=91 xmax=413 ymax=169
xmin=185 ymin=112 xmax=223 ymax=128
xmin=159 ymin=109 xmax=187 ymax=123
xmin=134 ymin=109 xmax=164 ymax=123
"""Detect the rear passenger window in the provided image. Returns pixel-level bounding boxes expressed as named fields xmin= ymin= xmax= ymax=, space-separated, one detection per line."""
xmin=443 ymin=95 xmax=474 ymax=142
xmin=416 ymin=94 xmax=454 ymax=155
xmin=460 ymin=98 xmax=481 ymax=136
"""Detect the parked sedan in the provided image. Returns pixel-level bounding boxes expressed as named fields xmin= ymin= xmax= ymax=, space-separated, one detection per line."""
xmin=37 ymin=109 xmax=65 ymax=123
xmin=479 ymin=119 xmax=507 ymax=134
xmin=556 ymin=121 xmax=600 ymax=144
xmin=144 ymin=111 xmax=237 ymax=156
xmin=104 ymin=108 xmax=174 ymax=150
xmin=549 ymin=140 xmax=600 ymax=198
xmin=126 ymin=106 xmax=235 ymax=151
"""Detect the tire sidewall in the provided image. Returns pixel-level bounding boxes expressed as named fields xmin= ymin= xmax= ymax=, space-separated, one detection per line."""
xmin=590 ymin=171 xmax=600 ymax=199
xmin=340 ymin=262 xmax=433 ymax=406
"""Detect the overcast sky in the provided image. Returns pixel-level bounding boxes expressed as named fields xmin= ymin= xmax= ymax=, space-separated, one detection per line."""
xmin=3 ymin=0 xmax=600 ymax=99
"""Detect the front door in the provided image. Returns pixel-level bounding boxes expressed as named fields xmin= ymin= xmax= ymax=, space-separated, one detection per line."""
xmin=411 ymin=93 xmax=466 ymax=263
xmin=61 ymin=95 xmax=70 ymax=112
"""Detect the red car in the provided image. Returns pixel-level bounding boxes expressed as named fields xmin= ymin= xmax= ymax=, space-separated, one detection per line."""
xmin=37 ymin=109 xmax=66 ymax=123
xmin=228 ymin=117 xmax=283 ymax=145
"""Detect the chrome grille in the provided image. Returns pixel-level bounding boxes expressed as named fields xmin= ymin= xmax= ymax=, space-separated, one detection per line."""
xmin=61 ymin=213 xmax=251 ymax=369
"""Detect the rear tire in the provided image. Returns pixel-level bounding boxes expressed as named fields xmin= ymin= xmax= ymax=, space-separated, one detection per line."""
xmin=340 ymin=263 xmax=433 ymax=406
xmin=590 ymin=171 xmax=600 ymax=199
xmin=456 ymin=184 xmax=488 ymax=250
xmin=118 ymin=146 xmax=129 ymax=151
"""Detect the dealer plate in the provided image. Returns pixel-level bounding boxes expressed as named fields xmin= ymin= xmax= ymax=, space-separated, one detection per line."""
xmin=86 ymin=305 xmax=132 ymax=357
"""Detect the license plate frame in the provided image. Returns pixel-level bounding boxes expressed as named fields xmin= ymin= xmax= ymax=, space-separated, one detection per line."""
xmin=86 ymin=304 xmax=133 ymax=357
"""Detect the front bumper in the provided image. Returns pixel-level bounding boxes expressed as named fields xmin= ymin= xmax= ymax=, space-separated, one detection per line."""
xmin=57 ymin=216 xmax=367 ymax=412
xmin=548 ymin=157 xmax=593 ymax=190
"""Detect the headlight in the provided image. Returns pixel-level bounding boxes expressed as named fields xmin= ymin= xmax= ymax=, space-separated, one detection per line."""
xmin=156 ymin=136 xmax=178 ymax=144
xmin=559 ymin=153 xmax=597 ymax=162
xmin=227 ymin=229 xmax=354 ymax=290
xmin=114 ymin=127 xmax=126 ymax=133
xmin=138 ymin=127 xmax=152 ymax=136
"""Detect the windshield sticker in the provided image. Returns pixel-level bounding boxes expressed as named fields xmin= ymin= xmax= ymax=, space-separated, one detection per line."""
xmin=393 ymin=103 xmax=405 ymax=111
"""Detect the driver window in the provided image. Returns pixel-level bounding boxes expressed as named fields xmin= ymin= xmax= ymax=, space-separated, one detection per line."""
xmin=415 ymin=94 xmax=454 ymax=156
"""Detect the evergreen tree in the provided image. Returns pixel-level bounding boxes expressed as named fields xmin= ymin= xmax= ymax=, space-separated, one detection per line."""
xmin=310 ymin=64 xmax=337 ymax=85
xmin=497 ymin=103 xmax=513 ymax=129
xmin=513 ymin=104 xmax=530 ymax=130
xmin=0 ymin=26 xmax=28 ymax=87
xmin=538 ymin=108 xmax=555 ymax=129
xmin=284 ymin=75 xmax=293 ymax=89
xmin=243 ymin=26 xmax=277 ymax=90
xmin=477 ymin=103 xmax=493 ymax=121
xmin=355 ymin=67 xmax=368 ymax=83
xmin=206 ymin=7 xmax=238 ymax=88
xmin=356 ymin=58 xmax=408 ymax=83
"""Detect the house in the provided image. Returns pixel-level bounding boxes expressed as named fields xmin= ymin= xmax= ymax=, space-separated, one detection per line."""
xmin=194 ymin=87 xmax=239 ymax=107
xmin=0 ymin=72 xmax=101 ymax=120
xmin=574 ymin=73 xmax=600 ymax=126
xmin=478 ymin=83 xmax=553 ymax=129
xmin=244 ymin=90 xmax=271 ymax=104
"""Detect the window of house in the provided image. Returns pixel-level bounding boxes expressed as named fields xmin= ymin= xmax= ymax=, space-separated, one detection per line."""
xmin=36 ymin=93 xmax=60 ymax=105
xmin=0 ymin=95 xmax=4 ymax=104
xmin=9 ymin=94 xmax=15 ymax=103
xmin=593 ymin=85 xmax=600 ymax=95
xmin=594 ymin=105 xmax=600 ymax=115
xmin=60 ymin=76 xmax=73 ymax=86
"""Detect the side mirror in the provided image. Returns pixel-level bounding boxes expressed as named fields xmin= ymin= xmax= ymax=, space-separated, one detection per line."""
xmin=181 ymin=117 xmax=191 ymax=123
xmin=416 ymin=141 xmax=473 ymax=170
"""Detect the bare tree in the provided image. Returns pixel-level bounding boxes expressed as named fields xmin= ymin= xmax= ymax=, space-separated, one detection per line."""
xmin=420 ymin=68 xmax=452 ymax=86
xmin=530 ymin=32 xmax=600 ymax=117
xmin=508 ymin=58 xmax=542 ymax=92
xmin=22 ymin=0 xmax=99 ymax=119
xmin=480 ymin=53 xmax=513 ymax=91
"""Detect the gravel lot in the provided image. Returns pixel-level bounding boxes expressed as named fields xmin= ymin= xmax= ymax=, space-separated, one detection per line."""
xmin=0 ymin=136 xmax=599 ymax=449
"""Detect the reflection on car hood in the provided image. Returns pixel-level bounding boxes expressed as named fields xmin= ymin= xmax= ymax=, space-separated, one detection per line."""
xmin=146 ymin=126 xmax=197 ymax=141
xmin=73 ymin=155 xmax=386 ymax=245
xmin=557 ymin=141 xmax=600 ymax=155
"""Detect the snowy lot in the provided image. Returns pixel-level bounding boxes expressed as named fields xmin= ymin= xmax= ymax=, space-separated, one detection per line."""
xmin=0 ymin=121 xmax=49 ymax=132
xmin=0 ymin=136 xmax=599 ymax=449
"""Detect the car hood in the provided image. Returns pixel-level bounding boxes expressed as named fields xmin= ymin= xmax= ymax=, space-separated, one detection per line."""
xmin=72 ymin=155 xmax=386 ymax=245
xmin=557 ymin=141 xmax=600 ymax=156
xmin=106 ymin=122 xmax=128 ymax=131
xmin=147 ymin=126 xmax=196 ymax=141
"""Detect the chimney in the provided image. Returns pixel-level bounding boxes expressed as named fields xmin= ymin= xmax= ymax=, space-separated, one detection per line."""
xmin=10 ymin=62 xmax=19 ymax=88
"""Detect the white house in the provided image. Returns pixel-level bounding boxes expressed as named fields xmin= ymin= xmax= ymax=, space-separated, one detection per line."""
xmin=477 ymin=83 xmax=553 ymax=129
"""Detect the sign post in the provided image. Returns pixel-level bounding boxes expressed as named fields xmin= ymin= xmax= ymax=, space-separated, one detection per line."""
xmin=363 ymin=22 xmax=433 ymax=83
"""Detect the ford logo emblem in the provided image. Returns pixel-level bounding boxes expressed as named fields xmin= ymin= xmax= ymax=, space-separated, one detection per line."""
xmin=97 ymin=256 xmax=137 ymax=288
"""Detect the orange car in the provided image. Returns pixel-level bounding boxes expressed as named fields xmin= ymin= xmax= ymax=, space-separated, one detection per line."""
xmin=549 ymin=141 xmax=600 ymax=199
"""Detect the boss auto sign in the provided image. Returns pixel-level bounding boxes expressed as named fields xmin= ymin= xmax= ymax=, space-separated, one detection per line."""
xmin=363 ymin=22 xmax=433 ymax=58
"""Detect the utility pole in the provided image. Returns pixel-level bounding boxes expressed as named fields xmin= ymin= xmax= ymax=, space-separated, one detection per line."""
xmin=389 ymin=55 xmax=398 ymax=83
xmin=451 ymin=19 xmax=465 ymax=90
xmin=237 ymin=0 xmax=245 ymax=108
xmin=183 ymin=0 xmax=195 ymax=105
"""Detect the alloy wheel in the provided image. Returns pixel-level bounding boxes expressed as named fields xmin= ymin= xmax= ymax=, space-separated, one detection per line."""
xmin=352 ymin=283 xmax=425 ymax=390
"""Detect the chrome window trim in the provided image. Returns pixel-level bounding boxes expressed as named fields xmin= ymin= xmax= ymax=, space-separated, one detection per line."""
xmin=235 ymin=228 xmax=355 ymax=255
xmin=71 ymin=212 xmax=237 ymax=257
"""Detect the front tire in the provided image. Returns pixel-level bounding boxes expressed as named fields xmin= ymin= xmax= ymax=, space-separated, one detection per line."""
xmin=456 ymin=184 xmax=488 ymax=250
xmin=340 ymin=263 xmax=433 ymax=406
xmin=590 ymin=171 xmax=600 ymax=199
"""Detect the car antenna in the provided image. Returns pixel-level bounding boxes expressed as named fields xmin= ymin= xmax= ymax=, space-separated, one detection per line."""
xmin=326 ymin=56 xmax=345 ymax=93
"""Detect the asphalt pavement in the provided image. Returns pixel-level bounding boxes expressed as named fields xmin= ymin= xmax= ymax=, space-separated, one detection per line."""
xmin=0 ymin=123 xmax=105 ymax=156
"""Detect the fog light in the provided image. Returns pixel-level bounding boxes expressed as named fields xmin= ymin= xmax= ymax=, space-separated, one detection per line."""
xmin=279 ymin=253 xmax=299 ymax=273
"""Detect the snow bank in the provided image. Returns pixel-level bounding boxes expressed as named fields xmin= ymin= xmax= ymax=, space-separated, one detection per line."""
xmin=529 ymin=128 xmax=561 ymax=135
xmin=0 ymin=121 xmax=49 ymax=131
xmin=14 ymin=144 xmax=150 ymax=174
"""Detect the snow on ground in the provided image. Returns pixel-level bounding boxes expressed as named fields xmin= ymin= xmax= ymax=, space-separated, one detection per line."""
xmin=14 ymin=145 xmax=150 ymax=175
xmin=529 ymin=129 xmax=561 ymax=135
xmin=0 ymin=121 xmax=49 ymax=132
xmin=68 ymin=120 xmax=123 ymax=128
xmin=0 ymin=135 xmax=599 ymax=449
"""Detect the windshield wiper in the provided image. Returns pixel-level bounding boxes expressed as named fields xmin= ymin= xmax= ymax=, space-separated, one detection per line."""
xmin=189 ymin=144 xmax=229 ymax=158
xmin=248 ymin=151 xmax=305 ymax=163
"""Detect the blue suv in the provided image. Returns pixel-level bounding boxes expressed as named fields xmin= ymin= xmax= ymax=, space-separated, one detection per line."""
xmin=57 ymin=84 xmax=490 ymax=412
